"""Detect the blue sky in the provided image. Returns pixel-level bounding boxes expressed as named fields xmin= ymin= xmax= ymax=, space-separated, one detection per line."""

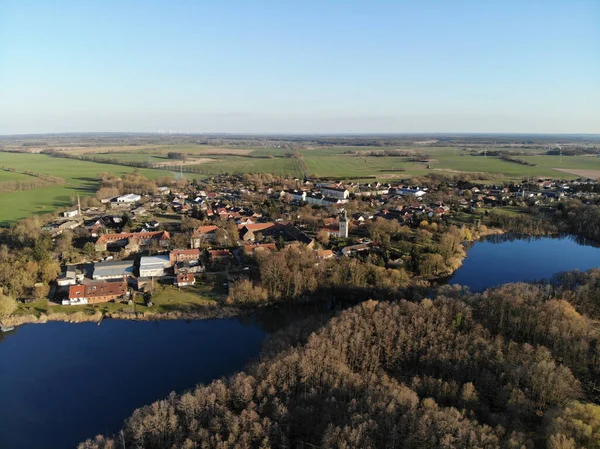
xmin=1 ymin=0 xmax=598 ymax=134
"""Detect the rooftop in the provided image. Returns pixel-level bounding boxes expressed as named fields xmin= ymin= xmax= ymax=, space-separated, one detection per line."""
xmin=140 ymin=255 xmax=170 ymax=266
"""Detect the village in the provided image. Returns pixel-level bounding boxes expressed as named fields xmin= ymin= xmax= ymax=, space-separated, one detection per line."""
xmin=34 ymin=172 xmax=599 ymax=309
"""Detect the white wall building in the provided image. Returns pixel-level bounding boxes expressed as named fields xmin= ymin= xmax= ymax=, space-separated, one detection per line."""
xmin=321 ymin=187 xmax=350 ymax=199
xmin=339 ymin=210 xmax=349 ymax=238
xmin=285 ymin=190 xmax=306 ymax=202
xmin=139 ymin=255 xmax=171 ymax=278
xmin=62 ymin=209 xmax=79 ymax=218
xmin=116 ymin=194 xmax=141 ymax=203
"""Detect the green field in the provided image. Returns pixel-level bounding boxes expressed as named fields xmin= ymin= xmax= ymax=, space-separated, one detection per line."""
xmin=91 ymin=152 xmax=171 ymax=163
xmin=83 ymin=147 xmax=303 ymax=177
xmin=428 ymin=154 xmax=570 ymax=178
xmin=63 ymin=144 xmax=591 ymax=180
xmin=192 ymin=156 xmax=303 ymax=177
xmin=302 ymin=154 xmax=429 ymax=179
xmin=0 ymin=170 xmax=33 ymax=182
xmin=0 ymin=153 xmax=178 ymax=225
xmin=520 ymin=155 xmax=600 ymax=171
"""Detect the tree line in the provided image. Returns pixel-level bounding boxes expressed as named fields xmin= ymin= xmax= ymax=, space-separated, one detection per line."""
xmin=0 ymin=167 xmax=64 ymax=193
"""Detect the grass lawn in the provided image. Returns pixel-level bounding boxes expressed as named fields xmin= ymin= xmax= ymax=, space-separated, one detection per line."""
xmin=149 ymin=282 xmax=225 ymax=311
xmin=486 ymin=206 xmax=528 ymax=217
xmin=0 ymin=153 xmax=181 ymax=225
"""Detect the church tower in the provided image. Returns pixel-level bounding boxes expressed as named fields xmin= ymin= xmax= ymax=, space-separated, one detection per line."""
xmin=339 ymin=209 xmax=349 ymax=238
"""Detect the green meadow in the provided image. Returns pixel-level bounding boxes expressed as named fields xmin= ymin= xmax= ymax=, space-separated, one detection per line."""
xmin=427 ymin=154 xmax=570 ymax=178
xmin=91 ymin=152 xmax=170 ymax=163
xmin=191 ymin=156 xmax=303 ymax=177
xmin=0 ymin=153 xmax=176 ymax=225
xmin=302 ymin=154 xmax=429 ymax=179
xmin=78 ymin=146 xmax=303 ymax=177
xmin=520 ymin=155 xmax=600 ymax=171
xmin=0 ymin=170 xmax=33 ymax=182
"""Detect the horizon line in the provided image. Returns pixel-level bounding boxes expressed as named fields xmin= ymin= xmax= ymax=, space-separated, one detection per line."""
xmin=2 ymin=131 xmax=600 ymax=138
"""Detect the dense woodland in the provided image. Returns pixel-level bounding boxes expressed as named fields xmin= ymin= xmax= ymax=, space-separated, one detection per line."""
xmin=79 ymin=271 xmax=600 ymax=449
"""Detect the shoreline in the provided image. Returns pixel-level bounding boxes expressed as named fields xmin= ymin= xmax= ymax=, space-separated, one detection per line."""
xmin=4 ymin=226 xmax=509 ymax=329
xmin=3 ymin=305 xmax=246 ymax=327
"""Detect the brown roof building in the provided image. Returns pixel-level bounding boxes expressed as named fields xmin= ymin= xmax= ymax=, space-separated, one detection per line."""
xmin=191 ymin=225 xmax=219 ymax=247
xmin=175 ymin=273 xmax=196 ymax=287
xmin=94 ymin=231 xmax=170 ymax=251
xmin=170 ymin=249 xmax=201 ymax=264
xmin=65 ymin=279 xmax=128 ymax=305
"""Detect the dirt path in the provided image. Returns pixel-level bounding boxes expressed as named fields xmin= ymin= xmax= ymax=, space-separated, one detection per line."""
xmin=293 ymin=151 xmax=311 ymax=179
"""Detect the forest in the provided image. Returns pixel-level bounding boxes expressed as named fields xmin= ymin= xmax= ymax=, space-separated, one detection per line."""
xmin=79 ymin=271 xmax=600 ymax=449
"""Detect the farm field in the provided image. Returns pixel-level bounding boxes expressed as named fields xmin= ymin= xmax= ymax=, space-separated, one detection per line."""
xmin=191 ymin=156 xmax=303 ymax=177
xmin=0 ymin=153 xmax=178 ymax=225
xmin=69 ymin=146 xmax=303 ymax=177
xmin=302 ymin=154 xmax=429 ymax=179
xmin=68 ymin=144 xmax=590 ymax=180
xmin=428 ymin=154 xmax=571 ymax=179
xmin=519 ymin=155 xmax=600 ymax=171
xmin=62 ymin=144 xmax=268 ymax=157
xmin=90 ymin=152 xmax=170 ymax=163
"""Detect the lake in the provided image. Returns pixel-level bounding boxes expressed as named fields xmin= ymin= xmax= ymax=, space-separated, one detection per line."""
xmin=449 ymin=234 xmax=600 ymax=292
xmin=0 ymin=318 xmax=267 ymax=449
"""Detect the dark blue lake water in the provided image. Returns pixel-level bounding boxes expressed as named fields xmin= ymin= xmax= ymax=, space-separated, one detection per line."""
xmin=0 ymin=318 xmax=266 ymax=449
xmin=449 ymin=234 xmax=600 ymax=292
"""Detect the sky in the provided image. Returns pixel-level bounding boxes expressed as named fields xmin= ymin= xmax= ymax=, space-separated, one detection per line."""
xmin=0 ymin=0 xmax=599 ymax=135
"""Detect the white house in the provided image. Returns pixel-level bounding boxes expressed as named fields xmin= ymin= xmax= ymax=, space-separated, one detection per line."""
xmin=116 ymin=194 xmax=141 ymax=203
xmin=321 ymin=187 xmax=350 ymax=199
xmin=285 ymin=190 xmax=306 ymax=202
xmin=395 ymin=188 xmax=426 ymax=198
xmin=62 ymin=209 xmax=79 ymax=218
xmin=174 ymin=273 xmax=196 ymax=287
xmin=57 ymin=268 xmax=78 ymax=287
xmin=139 ymin=255 xmax=171 ymax=278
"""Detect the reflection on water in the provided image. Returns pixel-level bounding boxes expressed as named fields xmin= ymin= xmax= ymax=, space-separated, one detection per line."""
xmin=450 ymin=234 xmax=600 ymax=292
